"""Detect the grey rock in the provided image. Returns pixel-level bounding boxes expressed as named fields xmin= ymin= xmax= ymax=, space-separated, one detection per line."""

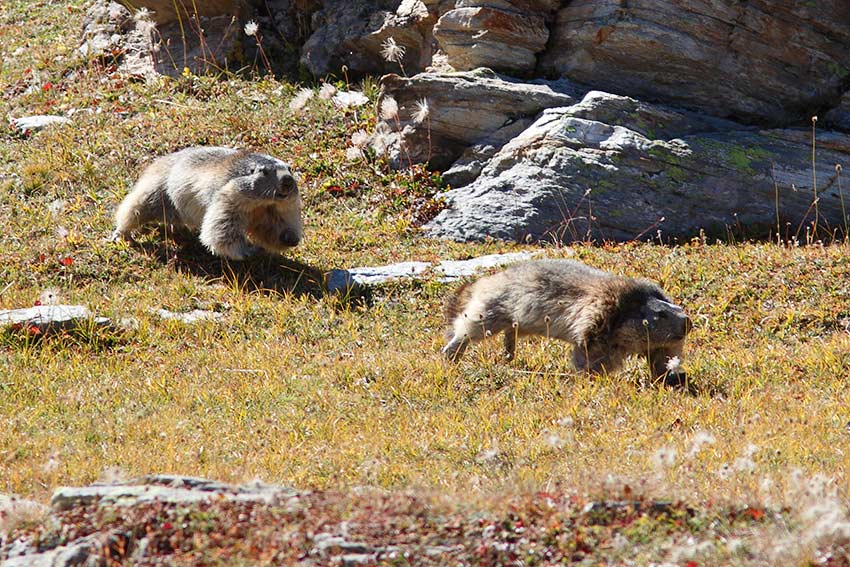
xmin=79 ymin=1 xmax=243 ymax=77
xmin=0 ymin=305 xmax=111 ymax=335
xmin=325 ymin=251 xmax=537 ymax=293
xmin=341 ymin=553 xmax=378 ymax=566
xmin=10 ymin=115 xmax=70 ymax=135
xmin=0 ymin=495 xmax=47 ymax=537
xmin=826 ymin=92 xmax=850 ymax=133
xmin=538 ymin=0 xmax=850 ymax=125
xmin=326 ymin=261 xmax=432 ymax=292
xmin=441 ymin=144 xmax=498 ymax=188
xmin=426 ymin=91 xmax=850 ymax=244
xmin=2 ymin=530 xmax=128 ymax=567
xmin=301 ymin=0 xmax=434 ymax=78
xmin=51 ymin=475 xmax=293 ymax=512
xmin=154 ymin=308 xmax=224 ymax=324
xmin=78 ymin=0 xmax=132 ymax=57
xmin=433 ymin=5 xmax=549 ymax=76
xmin=376 ymin=69 xmax=579 ymax=169
xmin=116 ymin=0 xmax=255 ymax=24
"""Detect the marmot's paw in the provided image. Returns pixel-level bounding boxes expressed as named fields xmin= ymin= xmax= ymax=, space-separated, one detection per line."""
xmin=108 ymin=229 xmax=129 ymax=243
xmin=211 ymin=241 xmax=261 ymax=261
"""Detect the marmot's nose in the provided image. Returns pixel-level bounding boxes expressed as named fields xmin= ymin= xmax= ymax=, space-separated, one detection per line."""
xmin=277 ymin=169 xmax=297 ymax=193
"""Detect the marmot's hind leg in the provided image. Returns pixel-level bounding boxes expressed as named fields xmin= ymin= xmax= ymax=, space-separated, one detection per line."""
xmin=114 ymin=170 xmax=179 ymax=237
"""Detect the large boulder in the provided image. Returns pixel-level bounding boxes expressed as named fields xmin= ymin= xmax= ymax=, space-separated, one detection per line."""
xmin=433 ymin=1 xmax=558 ymax=76
xmin=375 ymin=69 xmax=580 ymax=169
xmin=425 ymin=91 xmax=850 ymax=243
xmin=538 ymin=0 xmax=850 ymax=125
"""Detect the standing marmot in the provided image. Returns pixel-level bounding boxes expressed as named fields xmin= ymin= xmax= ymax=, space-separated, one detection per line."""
xmin=114 ymin=146 xmax=303 ymax=260
xmin=442 ymin=259 xmax=692 ymax=381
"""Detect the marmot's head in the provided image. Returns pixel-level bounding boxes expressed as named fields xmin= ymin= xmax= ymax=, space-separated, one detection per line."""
xmin=234 ymin=155 xmax=298 ymax=202
xmin=607 ymin=284 xmax=692 ymax=351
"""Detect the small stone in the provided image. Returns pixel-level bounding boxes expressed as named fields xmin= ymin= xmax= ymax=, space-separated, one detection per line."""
xmin=10 ymin=115 xmax=70 ymax=134
xmin=0 ymin=305 xmax=111 ymax=335
xmin=154 ymin=308 xmax=224 ymax=324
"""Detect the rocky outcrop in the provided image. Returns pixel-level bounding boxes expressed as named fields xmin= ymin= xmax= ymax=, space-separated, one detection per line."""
xmin=376 ymin=69 xmax=580 ymax=169
xmin=80 ymin=1 xmax=243 ymax=76
xmin=826 ymin=92 xmax=850 ymax=133
xmin=425 ymin=90 xmax=850 ymax=243
xmin=86 ymin=1 xmax=850 ymax=131
xmin=300 ymin=0 xmax=435 ymax=78
xmin=118 ymin=0 xmax=256 ymax=24
xmin=538 ymin=0 xmax=850 ymax=125
xmin=433 ymin=3 xmax=554 ymax=76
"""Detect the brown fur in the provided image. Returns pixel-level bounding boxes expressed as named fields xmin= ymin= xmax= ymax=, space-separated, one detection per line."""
xmin=113 ymin=146 xmax=302 ymax=260
xmin=442 ymin=259 xmax=692 ymax=380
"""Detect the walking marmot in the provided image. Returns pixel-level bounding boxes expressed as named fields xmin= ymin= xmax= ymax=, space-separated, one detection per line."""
xmin=442 ymin=259 xmax=692 ymax=381
xmin=114 ymin=146 xmax=303 ymax=260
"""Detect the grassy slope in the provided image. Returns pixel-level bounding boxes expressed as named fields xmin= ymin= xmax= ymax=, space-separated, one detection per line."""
xmin=2 ymin=1 xmax=850 ymax=564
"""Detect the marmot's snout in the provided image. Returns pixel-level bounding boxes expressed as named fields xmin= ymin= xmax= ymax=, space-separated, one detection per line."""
xmin=275 ymin=167 xmax=297 ymax=199
xmin=646 ymin=298 xmax=691 ymax=341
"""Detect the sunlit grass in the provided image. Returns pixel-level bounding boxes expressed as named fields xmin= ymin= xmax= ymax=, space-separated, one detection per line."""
xmin=2 ymin=3 xmax=850 ymax=564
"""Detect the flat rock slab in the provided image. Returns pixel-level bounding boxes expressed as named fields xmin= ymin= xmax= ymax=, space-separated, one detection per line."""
xmin=10 ymin=115 xmax=70 ymax=134
xmin=51 ymin=475 xmax=296 ymax=512
xmin=0 ymin=305 xmax=111 ymax=335
xmin=325 ymin=251 xmax=538 ymax=293
xmin=154 ymin=308 xmax=224 ymax=323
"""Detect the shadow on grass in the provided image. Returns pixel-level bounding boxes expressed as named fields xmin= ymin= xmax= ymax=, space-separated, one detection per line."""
xmin=134 ymin=228 xmax=372 ymax=308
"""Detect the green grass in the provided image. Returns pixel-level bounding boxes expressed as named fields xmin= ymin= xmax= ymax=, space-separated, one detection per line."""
xmin=2 ymin=2 xmax=850 ymax=564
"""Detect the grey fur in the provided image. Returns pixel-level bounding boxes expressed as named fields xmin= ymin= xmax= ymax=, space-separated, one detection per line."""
xmin=442 ymin=259 xmax=692 ymax=380
xmin=113 ymin=146 xmax=303 ymax=260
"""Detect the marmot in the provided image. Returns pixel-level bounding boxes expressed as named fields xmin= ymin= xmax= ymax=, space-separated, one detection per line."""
xmin=442 ymin=259 xmax=692 ymax=381
xmin=114 ymin=146 xmax=303 ymax=260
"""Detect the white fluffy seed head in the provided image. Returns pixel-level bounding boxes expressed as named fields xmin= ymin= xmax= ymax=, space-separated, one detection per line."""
xmin=380 ymin=96 xmax=399 ymax=121
xmin=380 ymin=37 xmax=406 ymax=64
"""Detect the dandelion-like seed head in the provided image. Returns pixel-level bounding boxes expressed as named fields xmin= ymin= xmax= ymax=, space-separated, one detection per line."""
xmin=345 ymin=147 xmax=363 ymax=162
xmin=133 ymin=7 xmax=152 ymax=22
xmin=48 ymin=199 xmax=66 ymax=216
xmin=812 ymin=115 xmax=818 ymax=123
xmin=351 ymin=130 xmax=370 ymax=148
xmin=651 ymin=446 xmax=677 ymax=470
xmin=665 ymin=356 xmax=681 ymax=372
xmin=319 ymin=83 xmax=337 ymax=100
xmin=289 ymin=88 xmax=313 ymax=113
xmin=380 ymin=37 xmax=406 ymax=64
xmin=412 ymin=97 xmax=430 ymax=124
xmin=686 ymin=430 xmax=716 ymax=458
xmin=380 ymin=96 xmax=399 ymax=121
xmin=244 ymin=20 xmax=259 ymax=37
xmin=39 ymin=287 xmax=61 ymax=306
xmin=332 ymin=90 xmax=369 ymax=109
xmin=836 ymin=164 xmax=842 ymax=173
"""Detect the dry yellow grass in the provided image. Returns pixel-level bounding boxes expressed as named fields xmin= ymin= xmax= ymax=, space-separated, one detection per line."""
xmin=2 ymin=5 xmax=850 ymax=565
